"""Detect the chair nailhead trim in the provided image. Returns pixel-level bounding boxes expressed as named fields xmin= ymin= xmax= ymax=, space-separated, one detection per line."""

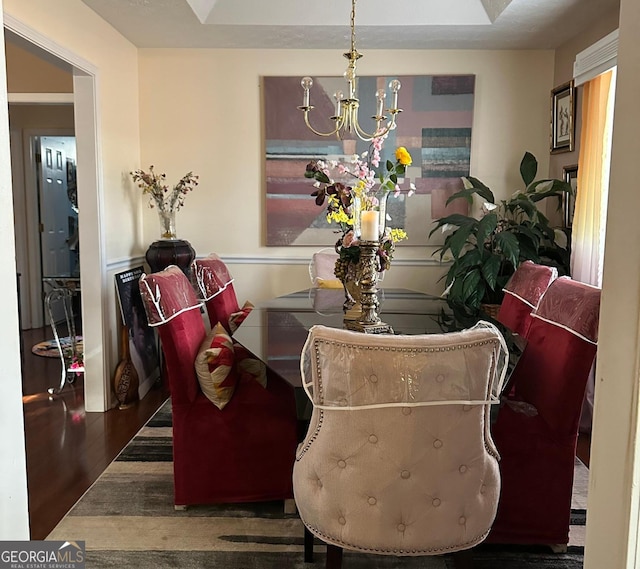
xmin=302 ymin=522 xmax=491 ymax=555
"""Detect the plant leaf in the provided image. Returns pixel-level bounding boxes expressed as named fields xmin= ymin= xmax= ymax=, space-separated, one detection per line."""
xmin=527 ymin=178 xmax=572 ymax=201
xmin=464 ymin=176 xmax=496 ymax=203
xmin=446 ymin=188 xmax=476 ymax=206
xmin=314 ymin=171 xmax=331 ymax=184
xmin=448 ymin=223 xmax=476 ymax=258
xmin=477 ymin=213 xmax=498 ymax=246
xmin=480 ymin=253 xmax=502 ymax=290
xmin=455 ymin=248 xmax=482 ymax=270
xmin=494 ymin=231 xmax=520 ymax=269
xmin=520 ymin=152 xmax=538 ymax=186
xmin=428 ymin=214 xmax=476 ymax=237
xmin=461 ymin=271 xmax=485 ymax=309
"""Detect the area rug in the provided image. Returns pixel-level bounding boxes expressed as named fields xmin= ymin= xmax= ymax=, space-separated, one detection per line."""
xmin=48 ymin=400 xmax=587 ymax=568
xmin=31 ymin=336 xmax=83 ymax=358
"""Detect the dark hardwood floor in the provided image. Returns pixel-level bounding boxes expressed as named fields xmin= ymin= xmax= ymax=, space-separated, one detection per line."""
xmin=21 ymin=325 xmax=169 ymax=540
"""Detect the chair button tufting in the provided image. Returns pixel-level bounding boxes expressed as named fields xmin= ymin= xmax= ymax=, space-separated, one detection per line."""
xmin=459 ymin=516 xmax=466 ymax=525
xmin=433 ymin=439 xmax=443 ymax=449
xmin=338 ymin=460 xmax=347 ymax=469
xmin=432 ymin=498 xmax=441 ymax=507
xmin=401 ymin=470 xmax=411 ymax=479
xmin=317 ymin=479 xmax=323 ymax=488
xmin=368 ymin=435 xmax=378 ymax=444
xmin=459 ymin=465 xmax=468 ymax=473
xmin=402 ymin=407 xmax=412 ymax=416
xmin=480 ymin=484 xmax=486 ymax=494
xmin=339 ymin=517 xmax=346 ymax=525
xmin=368 ymin=497 xmax=377 ymax=505
xmin=435 ymin=374 xmax=445 ymax=383
xmin=338 ymin=398 xmax=348 ymax=407
xmin=397 ymin=523 xmax=406 ymax=532
xmin=369 ymin=374 xmax=378 ymax=383
xmin=463 ymin=405 xmax=472 ymax=412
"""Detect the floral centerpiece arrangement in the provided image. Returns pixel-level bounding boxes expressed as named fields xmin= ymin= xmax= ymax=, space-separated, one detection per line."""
xmin=305 ymin=133 xmax=414 ymax=283
xmin=131 ymin=165 xmax=199 ymax=239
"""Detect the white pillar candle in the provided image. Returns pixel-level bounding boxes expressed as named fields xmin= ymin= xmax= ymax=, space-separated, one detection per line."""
xmin=361 ymin=210 xmax=379 ymax=241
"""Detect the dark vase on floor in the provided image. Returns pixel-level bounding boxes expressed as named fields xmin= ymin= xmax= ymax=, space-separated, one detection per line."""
xmin=113 ymin=323 xmax=139 ymax=409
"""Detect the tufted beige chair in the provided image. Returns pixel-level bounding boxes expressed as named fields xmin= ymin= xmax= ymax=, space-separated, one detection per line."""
xmin=293 ymin=323 xmax=508 ymax=568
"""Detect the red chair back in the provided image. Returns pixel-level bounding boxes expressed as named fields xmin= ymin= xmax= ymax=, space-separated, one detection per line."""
xmin=139 ymin=265 xmax=205 ymax=404
xmin=192 ymin=253 xmax=241 ymax=331
xmin=497 ymin=260 xmax=558 ymax=338
xmin=512 ymin=276 xmax=600 ymax=434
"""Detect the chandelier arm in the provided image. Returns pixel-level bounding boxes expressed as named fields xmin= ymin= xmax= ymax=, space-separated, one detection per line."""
xmin=352 ymin=116 xmax=396 ymax=142
xmin=301 ymin=110 xmax=344 ymax=138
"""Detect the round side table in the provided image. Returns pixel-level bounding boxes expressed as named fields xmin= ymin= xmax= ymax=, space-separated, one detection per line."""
xmin=145 ymin=239 xmax=196 ymax=277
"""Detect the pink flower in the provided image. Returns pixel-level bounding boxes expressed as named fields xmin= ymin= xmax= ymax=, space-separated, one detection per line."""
xmin=342 ymin=230 xmax=360 ymax=248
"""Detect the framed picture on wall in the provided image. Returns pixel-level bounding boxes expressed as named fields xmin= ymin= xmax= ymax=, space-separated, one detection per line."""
xmin=562 ymin=164 xmax=578 ymax=228
xmin=263 ymin=75 xmax=476 ymax=247
xmin=550 ymin=81 xmax=575 ymax=154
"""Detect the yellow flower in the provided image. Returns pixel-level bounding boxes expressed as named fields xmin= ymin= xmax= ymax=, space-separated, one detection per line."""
xmin=390 ymin=228 xmax=408 ymax=242
xmin=327 ymin=209 xmax=352 ymax=226
xmin=395 ymin=147 xmax=412 ymax=166
xmin=352 ymin=179 xmax=367 ymax=198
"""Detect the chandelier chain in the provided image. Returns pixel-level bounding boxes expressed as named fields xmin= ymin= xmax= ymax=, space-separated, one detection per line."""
xmin=350 ymin=0 xmax=357 ymax=55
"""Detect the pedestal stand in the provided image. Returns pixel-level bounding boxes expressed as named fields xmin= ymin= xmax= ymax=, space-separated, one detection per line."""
xmin=344 ymin=241 xmax=393 ymax=334
xmin=145 ymin=239 xmax=196 ymax=277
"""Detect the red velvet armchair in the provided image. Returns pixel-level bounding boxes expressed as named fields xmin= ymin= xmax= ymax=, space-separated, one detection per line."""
xmin=497 ymin=260 xmax=558 ymax=338
xmin=489 ymin=276 xmax=600 ymax=546
xmin=139 ymin=265 xmax=298 ymax=507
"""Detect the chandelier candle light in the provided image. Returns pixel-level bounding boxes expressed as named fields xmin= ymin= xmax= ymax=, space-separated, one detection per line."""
xmin=298 ymin=0 xmax=402 ymax=141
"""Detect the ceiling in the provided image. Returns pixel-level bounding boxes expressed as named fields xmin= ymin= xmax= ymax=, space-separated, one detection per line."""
xmin=80 ymin=0 xmax=619 ymax=50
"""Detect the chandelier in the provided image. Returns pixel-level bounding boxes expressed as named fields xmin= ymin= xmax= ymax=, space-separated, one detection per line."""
xmin=298 ymin=0 xmax=401 ymax=141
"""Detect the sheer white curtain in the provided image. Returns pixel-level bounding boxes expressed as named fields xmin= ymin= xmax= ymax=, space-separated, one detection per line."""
xmin=571 ymin=69 xmax=616 ymax=287
xmin=572 ymin=69 xmax=616 ymax=433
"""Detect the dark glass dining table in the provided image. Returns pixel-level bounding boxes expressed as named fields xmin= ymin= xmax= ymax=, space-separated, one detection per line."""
xmin=233 ymin=287 xmax=525 ymax=422
xmin=233 ymin=287 xmax=458 ymax=420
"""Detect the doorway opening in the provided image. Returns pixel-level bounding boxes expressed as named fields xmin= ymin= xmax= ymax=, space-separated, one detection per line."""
xmin=4 ymin=18 xmax=109 ymax=411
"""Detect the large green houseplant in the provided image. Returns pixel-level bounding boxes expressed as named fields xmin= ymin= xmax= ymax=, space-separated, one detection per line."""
xmin=430 ymin=152 xmax=573 ymax=314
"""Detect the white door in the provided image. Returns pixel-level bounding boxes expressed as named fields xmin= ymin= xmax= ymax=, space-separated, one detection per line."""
xmin=39 ymin=136 xmax=72 ymax=279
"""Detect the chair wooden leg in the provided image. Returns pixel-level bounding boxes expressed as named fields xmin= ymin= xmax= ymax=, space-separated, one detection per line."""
xmin=284 ymin=498 xmax=297 ymax=515
xmin=451 ymin=548 xmax=474 ymax=569
xmin=303 ymin=526 xmax=314 ymax=563
xmin=326 ymin=544 xmax=343 ymax=569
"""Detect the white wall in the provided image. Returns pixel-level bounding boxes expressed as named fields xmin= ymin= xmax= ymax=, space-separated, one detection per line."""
xmin=138 ymin=48 xmax=555 ymax=304
xmin=0 ymin=0 xmax=30 ymax=539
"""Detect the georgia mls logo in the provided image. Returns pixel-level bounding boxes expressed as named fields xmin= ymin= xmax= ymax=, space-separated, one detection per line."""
xmin=0 ymin=540 xmax=85 ymax=568
xmin=56 ymin=541 xmax=85 ymax=564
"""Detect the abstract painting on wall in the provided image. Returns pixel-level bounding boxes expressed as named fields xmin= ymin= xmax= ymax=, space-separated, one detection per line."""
xmin=263 ymin=75 xmax=475 ymax=247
